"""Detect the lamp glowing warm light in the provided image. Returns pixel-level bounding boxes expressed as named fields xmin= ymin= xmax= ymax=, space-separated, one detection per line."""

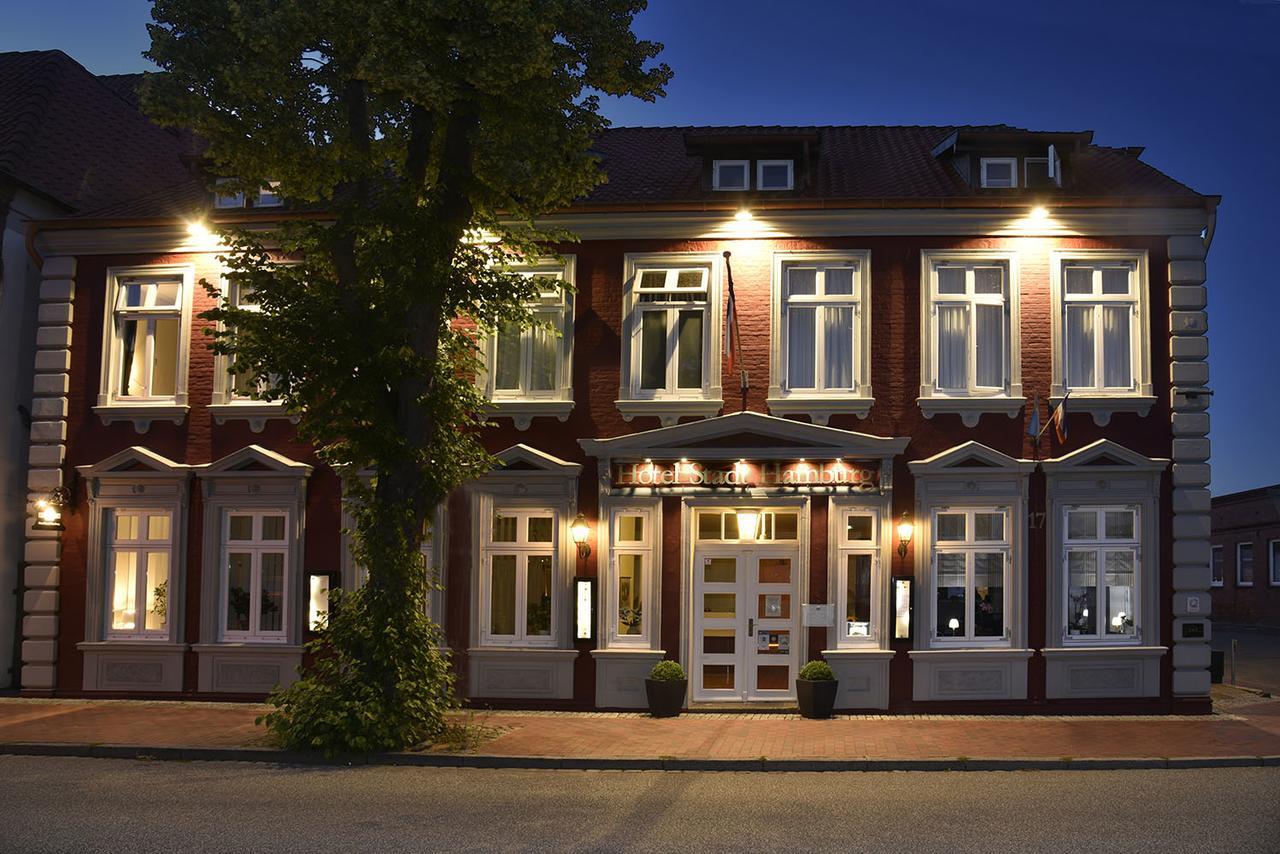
xmin=896 ymin=512 xmax=914 ymax=558
xmin=735 ymin=508 xmax=761 ymax=541
xmin=570 ymin=513 xmax=592 ymax=559
xmin=186 ymin=220 xmax=212 ymax=240
xmin=734 ymin=209 xmax=753 ymax=221
xmin=1028 ymin=206 xmax=1049 ymax=221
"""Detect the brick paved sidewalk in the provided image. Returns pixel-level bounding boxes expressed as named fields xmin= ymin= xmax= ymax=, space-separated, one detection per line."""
xmin=3 ymin=692 xmax=1280 ymax=763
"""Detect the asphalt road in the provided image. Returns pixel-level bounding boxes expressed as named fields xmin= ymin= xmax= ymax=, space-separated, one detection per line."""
xmin=1213 ymin=624 xmax=1280 ymax=694
xmin=0 ymin=757 xmax=1276 ymax=853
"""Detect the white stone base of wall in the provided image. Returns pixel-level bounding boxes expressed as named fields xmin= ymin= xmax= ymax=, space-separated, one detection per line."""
xmin=78 ymin=642 xmax=187 ymax=693
xmin=193 ymin=644 xmax=303 ymax=694
xmin=1042 ymin=646 xmax=1165 ymax=699
xmin=821 ymin=648 xmax=893 ymax=710
xmin=591 ymin=648 xmax=666 ymax=709
xmin=467 ymin=647 xmax=578 ymax=700
xmin=908 ymin=649 xmax=1032 ymax=702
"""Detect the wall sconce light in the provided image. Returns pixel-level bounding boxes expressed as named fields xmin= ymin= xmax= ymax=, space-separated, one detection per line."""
xmin=570 ymin=513 xmax=591 ymax=559
xmin=896 ymin=512 xmax=913 ymax=558
xmin=735 ymin=508 xmax=761 ymax=541
xmin=32 ymin=486 xmax=72 ymax=532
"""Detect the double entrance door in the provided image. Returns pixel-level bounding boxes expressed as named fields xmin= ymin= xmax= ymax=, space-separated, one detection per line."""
xmin=693 ymin=546 xmax=800 ymax=702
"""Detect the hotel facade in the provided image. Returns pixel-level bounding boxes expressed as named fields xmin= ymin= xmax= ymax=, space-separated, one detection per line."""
xmin=17 ymin=121 xmax=1220 ymax=713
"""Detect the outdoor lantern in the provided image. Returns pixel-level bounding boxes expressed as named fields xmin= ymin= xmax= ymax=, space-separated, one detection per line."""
xmin=896 ymin=512 xmax=913 ymax=558
xmin=32 ymin=486 xmax=71 ymax=532
xmin=570 ymin=513 xmax=592 ymax=559
xmin=735 ymin=508 xmax=761 ymax=541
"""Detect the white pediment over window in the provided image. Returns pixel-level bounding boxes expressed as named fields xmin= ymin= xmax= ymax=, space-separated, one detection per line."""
xmin=579 ymin=411 xmax=910 ymax=460
xmin=493 ymin=444 xmax=583 ymax=476
xmin=1040 ymin=439 xmax=1168 ymax=474
xmin=77 ymin=446 xmax=190 ymax=479
xmin=908 ymin=440 xmax=1035 ymax=476
xmin=199 ymin=445 xmax=313 ymax=478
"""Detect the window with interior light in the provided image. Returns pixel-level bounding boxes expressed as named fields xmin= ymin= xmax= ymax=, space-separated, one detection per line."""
xmin=226 ymin=280 xmax=279 ymax=401
xmin=924 ymin=258 xmax=1012 ymax=396
xmin=482 ymin=507 xmax=559 ymax=646
xmin=712 ymin=159 xmax=750 ymax=190
xmin=695 ymin=509 xmax=800 ymax=542
xmin=220 ymin=509 xmax=291 ymax=642
xmin=931 ymin=507 xmax=1011 ymax=645
xmin=487 ymin=264 xmax=573 ymax=403
xmin=103 ymin=271 xmax=188 ymax=404
xmin=1063 ymin=505 xmax=1140 ymax=642
xmin=606 ymin=505 xmax=658 ymax=647
xmin=833 ymin=506 xmax=879 ymax=645
xmin=621 ymin=257 xmax=719 ymax=406
xmin=105 ymin=509 xmax=174 ymax=640
xmin=1062 ymin=261 xmax=1141 ymax=393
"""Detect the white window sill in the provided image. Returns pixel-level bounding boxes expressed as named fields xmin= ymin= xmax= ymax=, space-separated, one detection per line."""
xmin=917 ymin=396 xmax=1025 ymax=428
xmin=615 ymin=397 xmax=724 ymax=427
xmin=909 ymin=648 xmax=1032 ymax=659
xmin=192 ymin=642 xmax=303 ymax=652
xmin=589 ymin=648 xmax=666 ymax=659
xmin=486 ymin=398 xmax=575 ymax=431
xmin=1042 ymin=646 xmax=1166 ymax=659
xmin=1050 ymin=394 xmax=1157 ymax=426
xmin=94 ymin=403 xmax=189 ymax=433
xmin=208 ymin=402 xmax=298 ymax=433
xmin=821 ymin=648 xmax=895 ymax=660
xmin=1060 ymin=636 xmax=1143 ymax=648
xmin=468 ymin=646 xmax=579 ymax=659
xmin=766 ymin=395 xmax=873 ymax=425
xmin=77 ymin=640 xmax=187 ymax=652
xmin=920 ymin=640 xmax=1016 ymax=651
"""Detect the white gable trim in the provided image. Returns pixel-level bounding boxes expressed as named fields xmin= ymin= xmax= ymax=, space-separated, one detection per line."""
xmin=907 ymin=441 xmax=1036 ymax=475
xmin=77 ymin=446 xmax=190 ymax=479
xmin=1040 ymin=439 xmax=1169 ymax=474
xmin=494 ymin=443 xmax=583 ymax=476
xmin=198 ymin=444 xmax=313 ymax=478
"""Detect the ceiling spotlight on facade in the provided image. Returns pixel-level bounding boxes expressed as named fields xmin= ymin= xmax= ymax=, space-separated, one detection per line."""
xmin=734 ymin=209 xmax=753 ymax=221
xmin=1028 ymin=206 xmax=1049 ymax=221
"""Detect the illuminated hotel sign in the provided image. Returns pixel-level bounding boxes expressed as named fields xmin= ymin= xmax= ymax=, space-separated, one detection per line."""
xmin=611 ymin=459 xmax=879 ymax=490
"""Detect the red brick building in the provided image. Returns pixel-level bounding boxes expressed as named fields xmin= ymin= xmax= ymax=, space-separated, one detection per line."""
xmin=18 ymin=116 xmax=1219 ymax=712
xmin=1211 ymin=486 xmax=1280 ymax=627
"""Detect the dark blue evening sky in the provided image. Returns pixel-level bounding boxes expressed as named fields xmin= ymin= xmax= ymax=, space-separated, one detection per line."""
xmin=4 ymin=0 xmax=1276 ymax=494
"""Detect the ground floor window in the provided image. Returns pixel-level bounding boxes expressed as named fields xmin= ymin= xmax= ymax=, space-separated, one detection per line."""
xmin=1063 ymin=505 xmax=1139 ymax=641
xmin=931 ymin=507 xmax=1010 ymax=644
xmin=221 ymin=509 xmax=291 ymax=641
xmin=607 ymin=505 xmax=657 ymax=647
xmin=106 ymin=509 xmax=173 ymax=639
xmin=832 ymin=504 xmax=879 ymax=644
xmin=483 ymin=507 xmax=558 ymax=646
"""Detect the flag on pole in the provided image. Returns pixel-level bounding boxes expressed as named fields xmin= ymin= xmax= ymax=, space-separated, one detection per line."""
xmin=1051 ymin=393 xmax=1069 ymax=444
xmin=1027 ymin=394 xmax=1041 ymax=441
xmin=723 ymin=251 xmax=741 ymax=374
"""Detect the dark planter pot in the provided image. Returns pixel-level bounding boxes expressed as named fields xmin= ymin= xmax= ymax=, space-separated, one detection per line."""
xmin=796 ymin=678 xmax=839 ymax=719
xmin=645 ymin=678 xmax=688 ymax=718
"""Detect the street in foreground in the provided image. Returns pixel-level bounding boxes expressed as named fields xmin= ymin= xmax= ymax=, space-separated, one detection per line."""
xmin=1 ymin=757 xmax=1276 ymax=853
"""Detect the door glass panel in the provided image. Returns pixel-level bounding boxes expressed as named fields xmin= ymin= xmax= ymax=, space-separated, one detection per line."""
xmin=756 ymin=665 xmax=789 ymax=691
xmin=110 ymin=551 xmax=139 ymax=631
xmin=758 ymin=558 xmax=792 ymax=584
xmin=703 ymin=593 xmax=735 ymax=618
xmin=758 ymin=593 xmax=791 ymax=619
xmin=144 ymin=552 xmax=169 ymax=631
xmin=756 ymin=630 xmax=790 ymax=654
xmin=702 ymin=628 xmax=735 ymax=655
xmin=773 ymin=513 xmax=799 ymax=541
xmin=846 ymin=554 xmax=872 ymax=637
xmin=973 ymin=552 xmax=1004 ymax=637
xmin=704 ymin=558 xmax=736 ymax=584
xmin=526 ymin=555 xmax=553 ymax=636
xmin=697 ymin=511 xmax=721 ymax=540
xmin=703 ymin=665 xmax=734 ymax=689
xmin=226 ymin=553 xmax=252 ymax=631
xmin=490 ymin=555 xmax=517 ymax=635
xmin=617 ymin=554 xmax=643 ymax=636
xmin=259 ymin=552 xmax=284 ymax=632
xmin=936 ymin=553 xmax=966 ymax=637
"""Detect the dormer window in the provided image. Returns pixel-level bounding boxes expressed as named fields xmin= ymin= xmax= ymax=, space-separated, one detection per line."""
xmin=712 ymin=160 xmax=750 ymax=191
xmin=214 ymin=178 xmax=283 ymax=208
xmin=757 ymin=160 xmax=795 ymax=191
xmin=979 ymin=158 xmax=1018 ymax=189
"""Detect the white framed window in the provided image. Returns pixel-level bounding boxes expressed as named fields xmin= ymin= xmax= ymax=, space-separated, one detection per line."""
xmin=256 ymin=181 xmax=282 ymax=207
xmin=931 ymin=507 xmax=1011 ymax=645
xmin=481 ymin=506 xmax=559 ymax=646
xmin=757 ymin=160 xmax=794 ymax=191
xmin=925 ymin=258 xmax=1011 ymax=395
xmin=1237 ymin=542 xmax=1255 ymax=587
xmin=712 ymin=159 xmax=750 ymax=190
xmin=619 ymin=253 xmax=723 ymax=423
xmin=105 ymin=509 xmax=174 ymax=640
xmin=979 ymin=157 xmax=1018 ymax=188
xmin=833 ymin=506 xmax=879 ymax=646
xmin=225 ymin=279 xmax=278 ymax=401
xmin=101 ymin=269 xmax=190 ymax=404
xmin=1271 ymin=540 xmax=1280 ymax=586
xmin=220 ymin=509 xmax=292 ymax=642
xmin=214 ymin=178 xmax=281 ymax=208
xmin=486 ymin=262 xmax=574 ymax=404
xmin=1212 ymin=545 xmax=1224 ymax=587
xmin=695 ymin=508 xmax=801 ymax=543
xmin=1063 ymin=505 xmax=1140 ymax=642
xmin=767 ymin=251 xmax=872 ymax=423
xmin=606 ymin=505 xmax=659 ymax=648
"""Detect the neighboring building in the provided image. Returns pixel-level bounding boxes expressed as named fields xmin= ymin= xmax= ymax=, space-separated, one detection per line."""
xmin=1211 ymin=485 xmax=1280 ymax=627
xmin=17 ymin=107 xmax=1219 ymax=712
xmin=0 ymin=50 xmax=193 ymax=689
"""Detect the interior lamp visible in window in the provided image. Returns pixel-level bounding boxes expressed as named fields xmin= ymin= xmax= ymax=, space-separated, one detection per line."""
xmin=308 ymin=573 xmax=330 ymax=630
xmin=735 ymin=508 xmax=761 ymax=541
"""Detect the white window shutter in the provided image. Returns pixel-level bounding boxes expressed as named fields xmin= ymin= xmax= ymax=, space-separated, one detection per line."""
xmin=1049 ymin=144 xmax=1062 ymax=187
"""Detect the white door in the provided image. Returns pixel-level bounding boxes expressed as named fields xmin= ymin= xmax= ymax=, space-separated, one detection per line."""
xmin=693 ymin=547 xmax=800 ymax=702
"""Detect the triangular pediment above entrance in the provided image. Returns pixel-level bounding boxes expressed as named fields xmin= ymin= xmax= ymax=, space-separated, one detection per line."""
xmin=579 ymin=411 xmax=910 ymax=459
xmin=907 ymin=441 xmax=1036 ymax=475
xmin=1041 ymin=439 xmax=1168 ymax=474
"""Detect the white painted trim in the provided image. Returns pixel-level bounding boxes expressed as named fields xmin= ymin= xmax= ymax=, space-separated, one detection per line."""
xmin=711 ymin=160 xmax=750 ymax=191
xmin=1237 ymin=542 xmax=1255 ymax=587
xmin=599 ymin=500 xmax=662 ymax=650
xmin=756 ymin=159 xmax=795 ymax=191
xmin=979 ymin=157 xmax=1018 ymax=188
xmin=827 ymin=497 xmax=891 ymax=651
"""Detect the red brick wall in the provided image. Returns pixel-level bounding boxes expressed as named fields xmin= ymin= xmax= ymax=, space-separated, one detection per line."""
xmin=1211 ymin=490 xmax=1280 ymax=627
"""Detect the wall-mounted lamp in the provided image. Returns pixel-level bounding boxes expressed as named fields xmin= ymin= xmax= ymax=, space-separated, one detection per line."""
xmin=32 ymin=486 xmax=72 ymax=532
xmin=570 ymin=513 xmax=591 ymax=559
xmin=735 ymin=508 xmax=761 ymax=541
xmin=734 ymin=209 xmax=753 ymax=222
xmin=896 ymin=512 xmax=913 ymax=558
xmin=1028 ymin=205 xmax=1050 ymax=222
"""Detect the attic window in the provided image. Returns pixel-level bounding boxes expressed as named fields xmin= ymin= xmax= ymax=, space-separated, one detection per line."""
xmin=980 ymin=158 xmax=1017 ymax=189
xmin=213 ymin=178 xmax=283 ymax=208
xmin=757 ymin=160 xmax=794 ymax=191
xmin=712 ymin=160 xmax=750 ymax=191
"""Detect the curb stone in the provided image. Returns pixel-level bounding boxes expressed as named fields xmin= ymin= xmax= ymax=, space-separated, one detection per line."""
xmin=2 ymin=743 xmax=1278 ymax=772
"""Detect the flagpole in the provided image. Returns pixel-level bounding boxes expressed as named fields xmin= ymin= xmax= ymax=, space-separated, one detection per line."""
xmin=723 ymin=251 xmax=747 ymax=411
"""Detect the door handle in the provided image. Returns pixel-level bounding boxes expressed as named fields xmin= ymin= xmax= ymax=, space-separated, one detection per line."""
xmin=748 ymin=618 xmax=754 ymax=637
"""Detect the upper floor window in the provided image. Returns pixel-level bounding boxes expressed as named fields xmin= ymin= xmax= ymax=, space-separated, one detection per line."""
xmin=1212 ymin=545 xmax=1224 ymax=587
xmin=1063 ymin=261 xmax=1139 ymax=392
xmin=227 ymin=281 xmax=278 ymax=401
xmin=214 ymin=178 xmax=282 ymax=208
xmin=221 ymin=509 xmax=291 ymax=642
xmin=488 ymin=265 xmax=572 ymax=402
xmin=99 ymin=267 xmax=193 ymax=413
xmin=1271 ymin=540 xmax=1280 ymax=586
xmin=932 ymin=507 xmax=1010 ymax=645
xmin=757 ymin=160 xmax=794 ymax=191
xmin=712 ymin=160 xmax=750 ymax=190
xmin=106 ymin=509 xmax=173 ymax=640
xmin=482 ymin=507 xmax=559 ymax=646
xmin=1238 ymin=542 xmax=1255 ymax=587
xmin=627 ymin=263 xmax=711 ymax=397
xmin=979 ymin=157 xmax=1017 ymax=188
xmin=927 ymin=260 xmax=1010 ymax=395
xmin=1064 ymin=505 xmax=1140 ymax=642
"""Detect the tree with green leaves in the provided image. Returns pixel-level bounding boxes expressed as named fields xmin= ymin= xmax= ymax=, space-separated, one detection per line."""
xmin=143 ymin=0 xmax=669 ymax=753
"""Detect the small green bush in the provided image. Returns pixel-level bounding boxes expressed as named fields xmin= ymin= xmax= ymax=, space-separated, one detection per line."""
xmin=649 ymin=660 xmax=686 ymax=681
xmin=798 ymin=660 xmax=835 ymax=681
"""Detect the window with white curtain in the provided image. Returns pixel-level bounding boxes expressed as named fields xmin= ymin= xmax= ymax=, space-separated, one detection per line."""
xmin=1062 ymin=261 xmax=1139 ymax=393
xmin=110 ymin=276 xmax=183 ymax=400
xmin=834 ymin=507 xmax=879 ymax=646
xmin=227 ymin=280 xmax=280 ymax=401
xmin=931 ymin=507 xmax=1010 ymax=645
xmin=607 ymin=506 xmax=657 ymax=647
xmin=627 ymin=265 xmax=710 ymax=397
xmin=488 ymin=267 xmax=571 ymax=401
xmin=781 ymin=262 xmax=860 ymax=393
xmin=927 ymin=261 xmax=1009 ymax=395
xmin=221 ymin=509 xmax=291 ymax=642
xmin=105 ymin=509 xmax=173 ymax=640
xmin=482 ymin=507 xmax=558 ymax=646
xmin=1063 ymin=505 xmax=1140 ymax=642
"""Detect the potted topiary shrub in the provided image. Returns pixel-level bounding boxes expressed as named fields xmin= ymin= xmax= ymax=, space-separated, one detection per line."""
xmin=645 ymin=660 xmax=688 ymax=718
xmin=796 ymin=660 xmax=838 ymax=719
